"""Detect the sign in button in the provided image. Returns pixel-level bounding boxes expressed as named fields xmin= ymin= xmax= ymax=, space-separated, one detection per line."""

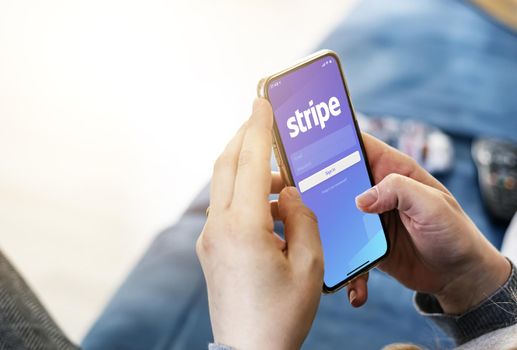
xmin=290 ymin=125 xmax=355 ymax=176
xmin=298 ymin=150 xmax=361 ymax=193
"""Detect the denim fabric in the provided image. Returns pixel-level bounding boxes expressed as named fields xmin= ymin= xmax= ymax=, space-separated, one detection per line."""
xmin=83 ymin=0 xmax=516 ymax=349
xmin=319 ymin=0 xmax=517 ymax=142
xmin=82 ymin=186 xmax=212 ymax=350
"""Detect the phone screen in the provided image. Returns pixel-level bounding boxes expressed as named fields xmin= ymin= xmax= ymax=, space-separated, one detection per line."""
xmin=267 ymin=53 xmax=388 ymax=291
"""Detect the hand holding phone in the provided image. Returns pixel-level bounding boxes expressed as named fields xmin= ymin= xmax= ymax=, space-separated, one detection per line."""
xmin=354 ymin=133 xmax=511 ymax=314
xmin=197 ymin=99 xmax=324 ymax=350
xmin=259 ymin=49 xmax=510 ymax=306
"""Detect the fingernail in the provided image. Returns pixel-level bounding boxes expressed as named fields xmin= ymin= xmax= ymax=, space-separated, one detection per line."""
xmin=356 ymin=187 xmax=378 ymax=207
xmin=349 ymin=289 xmax=357 ymax=304
xmin=284 ymin=186 xmax=300 ymax=199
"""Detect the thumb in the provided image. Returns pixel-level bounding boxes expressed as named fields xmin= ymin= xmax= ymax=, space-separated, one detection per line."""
xmin=278 ymin=187 xmax=323 ymax=276
xmin=355 ymin=173 xmax=442 ymax=218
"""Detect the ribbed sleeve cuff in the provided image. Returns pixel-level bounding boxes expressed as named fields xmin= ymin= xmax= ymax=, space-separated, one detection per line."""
xmin=414 ymin=259 xmax=517 ymax=345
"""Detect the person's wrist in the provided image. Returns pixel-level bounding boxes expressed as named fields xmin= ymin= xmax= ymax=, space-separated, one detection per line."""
xmin=213 ymin=319 xmax=300 ymax=350
xmin=435 ymin=246 xmax=511 ymax=315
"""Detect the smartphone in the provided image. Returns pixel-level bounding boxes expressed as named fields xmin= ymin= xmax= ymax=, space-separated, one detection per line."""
xmin=258 ymin=50 xmax=389 ymax=293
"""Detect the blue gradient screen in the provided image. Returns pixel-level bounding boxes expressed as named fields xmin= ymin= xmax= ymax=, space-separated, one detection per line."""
xmin=267 ymin=54 xmax=388 ymax=289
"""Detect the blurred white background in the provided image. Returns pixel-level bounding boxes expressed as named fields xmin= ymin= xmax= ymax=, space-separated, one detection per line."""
xmin=0 ymin=0 xmax=357 ymax=342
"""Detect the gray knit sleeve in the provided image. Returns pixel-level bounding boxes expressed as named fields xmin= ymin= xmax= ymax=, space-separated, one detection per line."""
xmin=0 ymin=250 xmax=79 ymax=350
xmin=414 ymin=259 xmax=517 ymax=345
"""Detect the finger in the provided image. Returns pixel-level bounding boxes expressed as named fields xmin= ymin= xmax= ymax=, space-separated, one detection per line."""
xmin=355 ymin=173 xmax=442 ymax=218
xmin=233 ymin=98 xmax=274 ymax=207
xmin=346 ymin=273 xmax=369 ymax=308
xmin=271 ymin=171 xmax=285 ymax=194
xmin=210 ymin=122 xmax=247 ymax=211
xmin=278 ymin=187 xmax=323 ymax=275
xmin=361 ymin=132 xmax=450 ymax=195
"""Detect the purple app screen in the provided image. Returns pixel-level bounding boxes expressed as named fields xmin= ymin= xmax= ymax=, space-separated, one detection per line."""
xmin=268 ymin=54 xmax=387 ymax=288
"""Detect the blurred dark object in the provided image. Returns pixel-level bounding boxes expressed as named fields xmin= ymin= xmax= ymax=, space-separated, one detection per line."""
xmin=357 ymin=114 xmax=454 ymax=175
xmin=472 ymin=138 xmax=517 ymax=222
